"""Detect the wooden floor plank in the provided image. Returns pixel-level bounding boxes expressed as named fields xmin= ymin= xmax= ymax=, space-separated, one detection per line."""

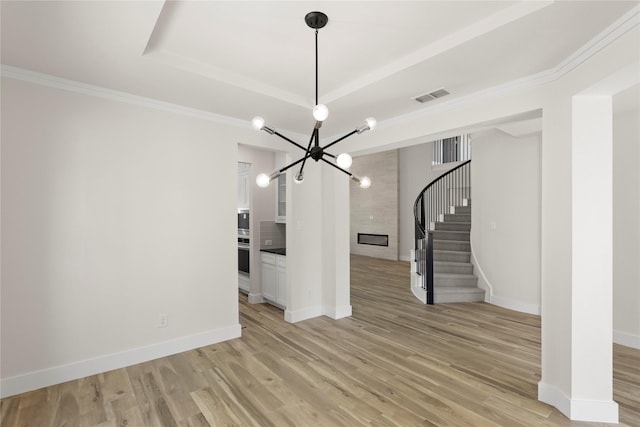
xmin=2 ymin=254 xmax=639 ymax=426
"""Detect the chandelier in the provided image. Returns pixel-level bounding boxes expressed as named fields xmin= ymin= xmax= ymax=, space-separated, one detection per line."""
xmin=253 ymin=11 xmax=374 ymax=189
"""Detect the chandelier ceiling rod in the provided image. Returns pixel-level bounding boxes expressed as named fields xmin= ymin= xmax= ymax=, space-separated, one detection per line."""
xmin=315 ymin=27 xmax=319 ymax=107
xmin=253 ymin=11 xmax=375 ymax=189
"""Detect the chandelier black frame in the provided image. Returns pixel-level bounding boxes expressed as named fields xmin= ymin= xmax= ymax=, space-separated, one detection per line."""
xmin=253 ymin=11 xmax=374 ymax=189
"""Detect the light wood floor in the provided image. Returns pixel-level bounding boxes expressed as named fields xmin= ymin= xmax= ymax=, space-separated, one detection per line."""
xmin=2 ymin=255 xmax=639 ymax=426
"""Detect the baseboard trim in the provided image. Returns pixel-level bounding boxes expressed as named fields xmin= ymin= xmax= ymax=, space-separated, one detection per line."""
xmin=538 ymin=381 xmax=619 ymax=423
xmin=538 ymin=381 xmax=570 ymax=419
xmin=324 ymin=304 xmax=352 ymax=320
xmin=0 ymin=324 xmax=241 ymax=399
xmin=248 ymin=293 xmax=264 ymax=304
xmin=470 ymin=240 xmax=541 ymax=315
xmin=411 ymin=283 xmax=428 ymax=304
xmin=614 ymin=329 xmax=640 ymax=349
xmin=491 ymin=294 xmax=541 ymax=315
xmin=569 ymin=398 xmax=619 ymax=423
xmin=284 ymin=304 xmax=352 ymax=322
xmin=469 ymin=242 xmax=493 ymax=302
xmin=284 ymin=306 xmax=323 ymax=323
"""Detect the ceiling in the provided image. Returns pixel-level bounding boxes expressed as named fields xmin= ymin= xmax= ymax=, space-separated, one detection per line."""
xmin=1 ymin=1 xmax=638 ymax=138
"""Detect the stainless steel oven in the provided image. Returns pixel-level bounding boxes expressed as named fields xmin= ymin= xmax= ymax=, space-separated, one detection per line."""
xmin=238 ymin=210 xmax=250 ymax=275
xmin=238 ymin=211 xmax=249 ymax=231
xmin=238 ymin=237 xmax=250 ymax=274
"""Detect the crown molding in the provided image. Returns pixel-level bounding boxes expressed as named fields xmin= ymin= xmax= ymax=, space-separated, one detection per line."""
xmin=0 ymin=64 xmax=251 ymax=131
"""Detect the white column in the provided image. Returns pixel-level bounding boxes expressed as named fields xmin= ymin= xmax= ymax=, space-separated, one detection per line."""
xmin=539 ymin=95 xmax=617 ymax=423
xmin=569 ymin=95 xmax=617 ymax=422
xmin=539 ymin=62 xmax=639 ymax=423
xmin=285 ymin=164 xmax=324 ymax=323
xmin=321 ymin=167 xmax=352 ymax=319
xmin=539 ymin=99 xmax=573 ymax=415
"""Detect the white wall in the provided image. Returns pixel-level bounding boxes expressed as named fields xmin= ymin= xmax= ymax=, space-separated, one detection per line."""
xmin=613 ymin=89 xmax=640 ymax=346
xmin=350 ymin=150 xmax=399 ymax=260
xmin=1 ymin=78 xmax=241 ymax=396
xmin=470 ymin=130 xmax=541 ymax=314
xmin=398 ymin=144 xmax=431 ymax=262
xmin=398 ymin=143 xmax=461 ymax=262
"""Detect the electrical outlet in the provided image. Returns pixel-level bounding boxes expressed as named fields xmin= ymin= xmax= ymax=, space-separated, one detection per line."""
xmin=265 ymin=239 xmax=273 ymax=246
xmin=159 ymin=314 xmax=169 ymax=328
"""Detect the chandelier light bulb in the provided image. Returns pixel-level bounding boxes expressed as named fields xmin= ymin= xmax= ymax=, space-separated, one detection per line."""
xmin=312 ymin=104 xmax=329 ymax=122
xmin=294 ymin=172 xmax=304 ymax=184
xmin=256 ymin=173 xmax=271 ymax=188
xmin=365 ymin=117 xmax=377 ymax=131
xmin=359 ymin=176 xmax=371 ymax=189
xmin=252 ymin=116 xmax=265 ymax=131
xmin=336 ymin=153 xmax=353 ymax=169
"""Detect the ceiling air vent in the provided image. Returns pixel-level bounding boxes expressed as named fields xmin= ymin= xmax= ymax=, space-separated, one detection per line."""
xmin=414 ymin=88 xmax=450 ymax=104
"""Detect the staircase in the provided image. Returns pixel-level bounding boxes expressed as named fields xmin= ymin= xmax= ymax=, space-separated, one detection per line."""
xmin=412 ymin=160 xmax=485 ymax=304
xmin=430 ymin=202 xmax=484 ymax=303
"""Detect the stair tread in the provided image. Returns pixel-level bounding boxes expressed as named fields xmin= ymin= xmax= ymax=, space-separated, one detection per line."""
xmin=434 ymin=249 xmax=471 ymax=253
xmin=434 ymin=286 xmax=485 ymax=293
xmin=434 ymin=224 xmax=471 ymax=230
xmin=433 ymin=247 xmax=471 ymax=253
xmin=435 ymin=272 xmax=476 ymax=277
xmin=433 ymin=239 xmax=471 ymax=244
xmin=434 ymin=260 xmax=472 ymax=266
xmin=437 ymin=218 xmax=470 ymax=222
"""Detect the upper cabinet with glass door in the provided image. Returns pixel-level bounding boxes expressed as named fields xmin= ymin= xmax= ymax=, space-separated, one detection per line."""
xmin=276 ymin=173 xmax=286 ymax=223
xmin=238 ymin=162 xmax=250 ymax=211
xmin=274 ymin=153 xmax=286 ymax=223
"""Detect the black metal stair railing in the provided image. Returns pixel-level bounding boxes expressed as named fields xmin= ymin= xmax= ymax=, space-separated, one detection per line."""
xmin=413 ymin=160 xmax=471 ymax=304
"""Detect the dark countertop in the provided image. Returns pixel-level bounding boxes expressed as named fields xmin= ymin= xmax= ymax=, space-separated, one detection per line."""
xmin=260 ymin=248 xmax=286 ymax=256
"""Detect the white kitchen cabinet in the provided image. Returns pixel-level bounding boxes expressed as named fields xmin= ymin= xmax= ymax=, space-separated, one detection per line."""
xmin=275 ymin=173 xmax=286 ymax=223
xmin=237 ymin=162 xmax=250 ymax=210
xmin=276 ymin=255 xmax=287 ymax=307
xmin=261 ymin=252 xmax=286 ymax=308
xmin=274 ymin=153 xmax=286 ymax=223
xmin=261 ymin=258 xmax=276 ymax=302
xmin=238 ymin=272 xmax=250 ymax=294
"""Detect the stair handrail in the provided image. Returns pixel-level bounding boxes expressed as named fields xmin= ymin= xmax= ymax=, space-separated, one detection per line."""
xmin=413 ymin=160 xmax=471 ymax=304
xmin=413 ymin=160 xmax=471 ymax=241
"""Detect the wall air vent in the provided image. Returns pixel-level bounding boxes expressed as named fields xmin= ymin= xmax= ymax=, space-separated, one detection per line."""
xmin=414 ymin=88 xmax=450 ymax=104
